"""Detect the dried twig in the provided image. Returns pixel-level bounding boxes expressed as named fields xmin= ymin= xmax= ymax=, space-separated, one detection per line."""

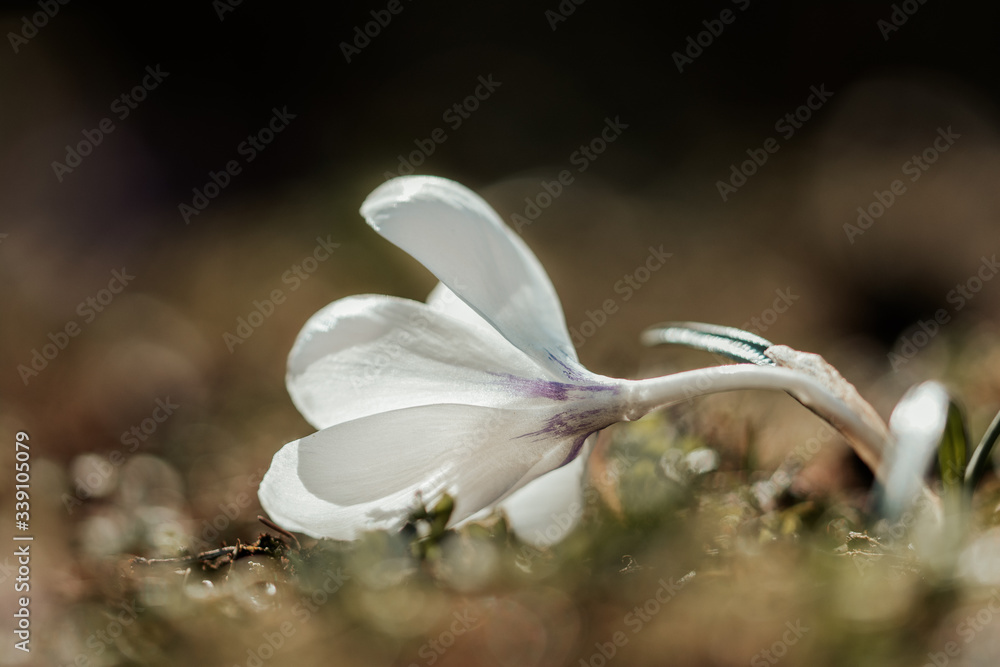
xmin=258 ymin=515 xmax=301 ymax=550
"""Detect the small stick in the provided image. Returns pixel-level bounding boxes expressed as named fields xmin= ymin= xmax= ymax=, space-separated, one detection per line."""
xmin=133 ymin=545 xmax=238 ymax=566
xmin=258 ymin=515 xmax=300 ymax=550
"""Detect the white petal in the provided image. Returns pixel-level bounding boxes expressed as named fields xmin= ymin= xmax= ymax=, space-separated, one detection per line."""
xmin=881 ymin=381 xmax=949 ymax=519
xmin=286 ymin=294 xmax=558 ymax=430
xmin=495 ymin=435 xmax=596 ymax=547
xmin=258 ymin=403 xmax=591 ymax=540
xmin=426 ymin=282 xmax=498 ymax=337
xmin=361 ymin=176 xmax=580 ymax=379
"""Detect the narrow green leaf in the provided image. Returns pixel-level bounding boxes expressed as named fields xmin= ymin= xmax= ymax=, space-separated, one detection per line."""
xmin=641 ymin=322 xmax=776 ymax=366
xmin=937 ymin=401 xmax=969 ymax=498
xmin=429 ymin=493 xmax=455 ymax=538
xmin=965 ymin=407 xmax=1000 ymax=491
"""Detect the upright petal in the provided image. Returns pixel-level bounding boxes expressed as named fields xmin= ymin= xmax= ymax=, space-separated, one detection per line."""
xmin=258 ymin=403 xmax=597 ymax=540
xmin=880 ymin=381 xmax=949 ymax=519
xmin=361 ymin=176 xmax=581 ymax=380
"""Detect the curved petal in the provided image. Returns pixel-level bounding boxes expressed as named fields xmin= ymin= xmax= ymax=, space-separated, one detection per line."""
xmin=286 ymin=294 xmax=559 ymax=430
xmin=258 ymin=403 xmax=590 ymax=540
xmin=361 ymin=176 xmax=581 ymax=380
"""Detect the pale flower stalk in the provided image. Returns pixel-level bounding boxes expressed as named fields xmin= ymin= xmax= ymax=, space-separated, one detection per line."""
xmin=259 ymin=175 xmax=897 ymax=543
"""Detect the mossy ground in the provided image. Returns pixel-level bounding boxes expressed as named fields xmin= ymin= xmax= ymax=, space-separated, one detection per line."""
xmin=61 ymin=375 xmax=1000 ymax=667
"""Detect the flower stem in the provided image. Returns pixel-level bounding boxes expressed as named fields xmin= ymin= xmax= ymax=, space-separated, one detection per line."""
xmin=624 ymin=365 xmax=889 ymax=477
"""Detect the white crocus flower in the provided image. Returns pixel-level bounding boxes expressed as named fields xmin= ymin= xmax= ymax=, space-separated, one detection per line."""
xmin=258 ymin=175 xmax=891 ymax=542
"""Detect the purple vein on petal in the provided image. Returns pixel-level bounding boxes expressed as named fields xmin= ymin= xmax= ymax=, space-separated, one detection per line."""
xmin=559 ymin=434 xmax=590 ymax=467
xmin=486 ymin=372 xmax=617 ymax=401
xmin=517 ymin=407 xmax=615 ymax=442
xmin=546 ymin=351 xmax=588 ymax=382
xmin=483 ymin=370 xmax=622 ymax=469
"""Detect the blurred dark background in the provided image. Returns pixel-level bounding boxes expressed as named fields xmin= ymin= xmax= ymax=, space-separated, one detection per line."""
xmin=5 ymin=1 xmax=1000 ymax=354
